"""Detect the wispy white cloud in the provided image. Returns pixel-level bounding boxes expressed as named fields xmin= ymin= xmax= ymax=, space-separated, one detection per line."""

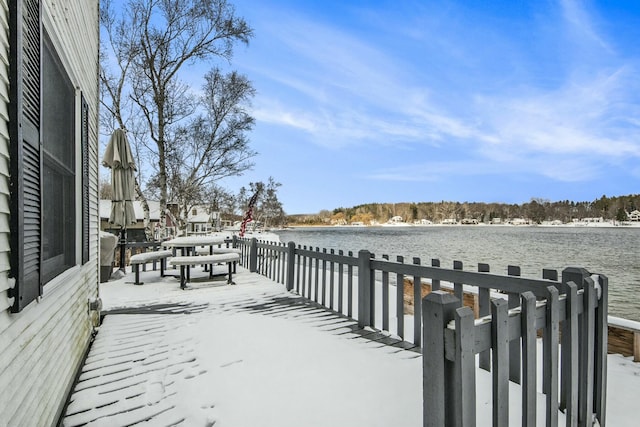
xmin=244 ymin=0 xmax=640 ymax=191
xmin=476 ymin=67 xmax=640 ymax=159
xmin=560 ymin=0 xmax=613 ymax=53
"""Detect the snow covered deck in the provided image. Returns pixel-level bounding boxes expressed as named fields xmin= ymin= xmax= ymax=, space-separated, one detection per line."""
xmin=61 ymin=267 xmax=423 ymax=426
xmin=61 ymin=266 xmax=640 ymax=426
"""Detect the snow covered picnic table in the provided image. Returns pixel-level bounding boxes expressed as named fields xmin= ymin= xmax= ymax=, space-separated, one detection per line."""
xmin=62 ymin=266 xmax=640 ymax=427
xmin=163 ymin=234 xmax=239 ymax=288
xmin=162 ymin=234 xmax=230 ymax=253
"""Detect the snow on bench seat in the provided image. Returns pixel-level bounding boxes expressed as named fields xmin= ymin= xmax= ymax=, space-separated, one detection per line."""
xmin=130 ymin=250 xmax=174 ymax=264
xmin=194 ymin=246 xmax=242 ymax=255
xmin=169 ymin=253 xmax=240 ymax=289
xmin=129 ymin=250 xmax=174 ymax=285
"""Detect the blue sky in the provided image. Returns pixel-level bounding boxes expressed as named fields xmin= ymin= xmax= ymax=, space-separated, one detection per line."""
xmin=158 ymin=1 xmax=640 ymax=213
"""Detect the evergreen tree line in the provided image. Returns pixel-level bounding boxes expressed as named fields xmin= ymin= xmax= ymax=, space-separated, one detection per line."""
xmin=288 ymin=194 xmax=640 ymax=225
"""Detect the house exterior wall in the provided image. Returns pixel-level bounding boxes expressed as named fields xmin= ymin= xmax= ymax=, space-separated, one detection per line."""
xmin=0 ymin=1 xmax=100 ymax=426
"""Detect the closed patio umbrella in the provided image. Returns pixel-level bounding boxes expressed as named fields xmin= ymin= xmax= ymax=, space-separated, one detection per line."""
xmin=102 ymin=128 xmax=137 ymax=272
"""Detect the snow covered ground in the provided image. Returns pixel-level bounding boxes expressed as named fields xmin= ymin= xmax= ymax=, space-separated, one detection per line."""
xmin=62 ymin=266 xmax=640 ymax=426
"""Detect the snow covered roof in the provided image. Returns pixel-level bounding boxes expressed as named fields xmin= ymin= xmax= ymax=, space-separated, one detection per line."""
xmin=100 ymin=199 xmax=161 ymax=221
xmin=187 ymin=212 xmax=212 ymax=223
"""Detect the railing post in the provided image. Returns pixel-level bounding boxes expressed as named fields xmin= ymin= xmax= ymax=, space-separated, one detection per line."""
xmin=358 ymin=249 xmax=372 ymax=328
xmin=249 ymin=238 xmax=258 ymax=272
xmin=286 ymin=241 xmax=296 ymax=291
xmin=423 ymin=291 xmax=459 ymax=427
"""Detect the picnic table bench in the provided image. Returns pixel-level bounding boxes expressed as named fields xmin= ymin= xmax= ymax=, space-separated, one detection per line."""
xmin=129 ymin=249 xmax=174 ymax=285
xmin=169 ymin=252 xmax=240 ymax=289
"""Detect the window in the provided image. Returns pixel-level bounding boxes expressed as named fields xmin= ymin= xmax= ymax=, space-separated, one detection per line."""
xmin=41 ymin=31 xmax=76 ymax=283
xmin=9 ymin=0 xmax=86 ymax=312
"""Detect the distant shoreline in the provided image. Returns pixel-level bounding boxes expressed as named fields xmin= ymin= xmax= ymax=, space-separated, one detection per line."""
xmin=283 ymin=221 xmax=640 ymax=229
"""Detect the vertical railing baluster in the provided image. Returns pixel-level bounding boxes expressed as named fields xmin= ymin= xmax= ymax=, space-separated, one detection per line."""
xmin=579 ymin=277 xmax=596 ymax=426
xmin=542 ymin=269 xmax=558 ymax=281
xmin=249 ymin=238 xmax=258 ymax=272
xmin=286 ymin=241 xmax=295 ymax=291
xmin=594 ymin=274 xmax=608 ymax=426
xmin=347 ymin=251 xmax=354 ymax=318
xmin=431 ymin=259 xmax=440 ymax=290
xmin=382 ymin=254 xmax=389 ymax=332
xmin=369 ymin=252 xmax=376 ymax=327
xmin=321 ymin=248 xmax=327 ymax=306
xmin=546 ymin=286 xmax=560 ymax=427
xmin=507 ymin=265 xmax=521 ymax=384
xmin=564 ymin=282 xmax=578 ymax=427
xmin=492 ymin=298 xmax=509 ymax=427
xmin=358 ymin=250 xmax=372 ymax=328
xmin=413 ymin=257 xmax=422 ymax=346
xmin=338 ymin=250 xmax=344 ymax=314
xmin=478 ymin=263 xmax=491 ymax=371
xmin=541 ymin=268 xmax=557 ymax=394
xmin=301 ymin=246 xmax=307 ymax=297
xmin=454 ymin=306 xmax=476 ymax=427
xmin=329 ymin=249 xmax=335 ymax=310
xmin=314 ymin=247 xmax=320 ymax=302
xmin=453 ymin=260 xmax=463 ymax=301
xmin=521 ymin=292 xmax=537 ymax=427
xmin=295 ymin=244 xmax=301 ymax=293
xmin=396 ymin=255 xmax=405 ymax=340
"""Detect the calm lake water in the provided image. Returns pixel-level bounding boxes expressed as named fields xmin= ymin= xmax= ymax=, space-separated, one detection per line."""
xmin=273 ymin=225 xmax=640 ymax=322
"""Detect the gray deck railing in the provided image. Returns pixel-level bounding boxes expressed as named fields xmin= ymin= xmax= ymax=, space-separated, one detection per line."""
xmin=233 ymin=236 xmax=608 ymax=426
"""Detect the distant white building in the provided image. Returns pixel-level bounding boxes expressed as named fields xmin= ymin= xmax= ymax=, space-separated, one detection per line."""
xmin=509 ymin=218 xmax=529 ymax=226
xmin=576 ymin=217 xmax=604 ymax=223
xmin=186 ymin=206 xmax=221 ymax=235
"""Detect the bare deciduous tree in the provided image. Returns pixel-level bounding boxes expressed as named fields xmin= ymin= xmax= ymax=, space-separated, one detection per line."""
xmin=100 ymin=0 xmax=253 ymax=237
xmin=168 ymin=68 xmax=257 ymax=222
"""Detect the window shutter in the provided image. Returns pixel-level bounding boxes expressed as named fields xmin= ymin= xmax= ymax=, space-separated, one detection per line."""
xmin=81 ymin=95 xmax=90 ymax=264
xmin=9 ymin=0 xmax=43 ymax=312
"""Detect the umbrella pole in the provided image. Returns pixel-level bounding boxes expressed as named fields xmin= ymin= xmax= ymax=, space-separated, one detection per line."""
xmin=119 ymin=228 xmax=127 ymax=273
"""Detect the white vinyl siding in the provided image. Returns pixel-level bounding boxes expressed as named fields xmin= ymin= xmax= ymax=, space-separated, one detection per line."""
xmin=0 ymin=0 xmax=99 ymax=425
